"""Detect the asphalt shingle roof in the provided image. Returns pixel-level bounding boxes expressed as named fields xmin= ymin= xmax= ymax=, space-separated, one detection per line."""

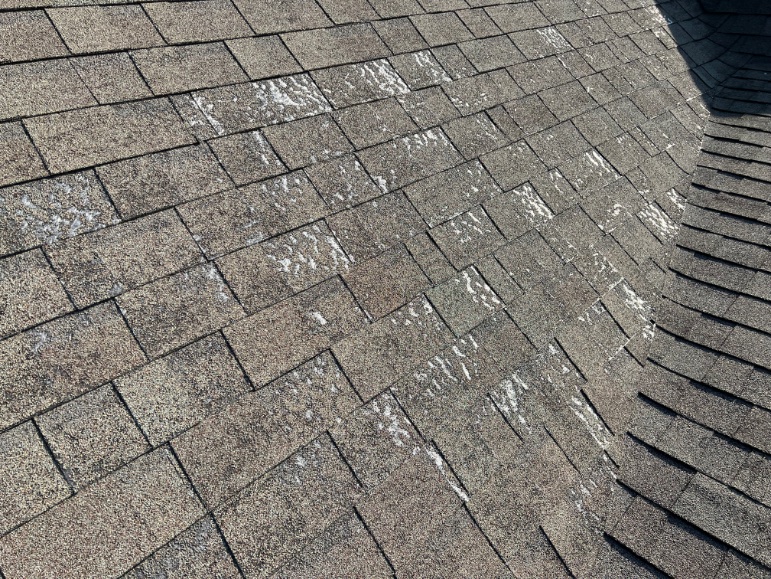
xmin=0 ymin=0 xmax=769 ymax=576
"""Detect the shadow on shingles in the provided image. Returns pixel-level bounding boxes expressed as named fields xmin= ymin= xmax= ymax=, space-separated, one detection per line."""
xmin=655 ymin=0 xmax=771 ymax=120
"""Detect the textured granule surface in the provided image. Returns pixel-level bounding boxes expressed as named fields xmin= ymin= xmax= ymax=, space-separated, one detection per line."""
xmin=0 ymin=0 xmax=770 ymax=576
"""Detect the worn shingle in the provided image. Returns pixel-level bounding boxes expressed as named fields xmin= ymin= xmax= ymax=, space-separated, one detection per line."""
xmin=117 ymin=263 xmax=244 ymax=357
xmin=25 ymin=100 xmax=196 ymax=173
xmin=1 ymin=1 xmax=770 ymax=576
xmin=48 ymin=6 xmax=164 ymax=53
xmin=0 ymin=449 xmax=203 ymax=579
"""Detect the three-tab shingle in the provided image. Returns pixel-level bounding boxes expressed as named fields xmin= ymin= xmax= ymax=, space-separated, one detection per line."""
xmin=25 ymin=100 xmax=195 ymax=173
xmin=2 ymin=0 xmax=771 ymax=576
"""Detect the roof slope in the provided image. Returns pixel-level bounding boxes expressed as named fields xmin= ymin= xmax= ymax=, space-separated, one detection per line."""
xmin=0 ymin=0 xmax=768 ymax=576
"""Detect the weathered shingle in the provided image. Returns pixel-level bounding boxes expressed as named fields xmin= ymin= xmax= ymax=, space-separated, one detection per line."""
xmin=0 ymin=449 xmax=203 ymax=579
xmin=0 ymin=1 xmax=769 ymax=576
xmin=25 ymin=100 xmax=196 ymax=173
xmin=48 ymin=6 xmax=164 ymax=53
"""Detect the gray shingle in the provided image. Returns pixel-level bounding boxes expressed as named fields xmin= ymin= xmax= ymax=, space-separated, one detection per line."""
xmin=0 ymin=121 xmax=47 ymax=187
xmin=123 ymin=516 xmax=241 ymax=579
xmin=283 ymin=24 xmax=390 ymax=69
xmin=132 ymin=43 xmax=247 ymax=95
xmin=25 ymin=99 xmax=195 ymax=174
xmin=344 ymin=244 xmax=430 ymax=319
xmin=0 ymin=11 xmax=68 ymax=63
xmin=411 ymin=12 xmax=473 ymax=46
xmin=144 ymin=0 xmax=252 ymax=43
xmin=430 ymin=208 xmax=506 ymax=269
xmin=48 ymin=6 xmax=163 ymax=53
xmin=179 ymin=172 xmax=327 ymax=258
xmin=358 ymin=128 xmax=463 ymax=190
xmin=427 ymin=266 xmax=503 ymax=336
xmin=214 ymin=436 xmax=360 ymax=576
xmin=389 ymin=50 xmax=452 ymax=89
xmin=0 ymin=60 xmax=95 ymax=121
xmin=404 ymin=160 xmax=501 ymax=227
xmin=71 ymin=53 xmax=151 ymax=105
xmin=326 ymin=192 xmax=425 ymax=261
xmin=0 ymin=449 xmax=203 ymax=578
xmin=333 ymin=296 xmax=453 ymax=399
xmin=263 ymin=113 xmax=352 ymax=169
xmin=334 ymin=97 xmax=417 ymax=149
xmin=0 ymin=171 xmax=118 ymax=256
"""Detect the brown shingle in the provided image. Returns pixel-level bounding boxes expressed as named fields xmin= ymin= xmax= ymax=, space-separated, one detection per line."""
xmin=173 ymin=352 xmax=358 ymax=506
xmin=0 ymin=11 xmax=68 ymax=63
xmin=132 ymin=43 xmax=247 ymax=95
xmin=47 ymin=210 xmax=202 ymax=308
xmin=0 ymin=60 xmax=95 ymax=121
xmin=0 ymin=249 xmax=71 ymax=337
xmin=36 ymin=385 xmax=149 ymax=489
xmin=0 ymin=422 xmax=70 ymax=535
xmin=0 ymin=302 xmax=145 ymax=430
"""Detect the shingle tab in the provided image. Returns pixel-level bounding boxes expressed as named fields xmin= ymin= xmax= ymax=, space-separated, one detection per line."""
xmin=0 ymin=171 xmax=118 ymax=256
xmin=48 ymin=6 xmax=164 ymax=53
xmin=0 ymin=302 xmax=146 ymax=430
xmin=673 ymin=474 xmax=771 ymax=567
xmin=47 ymin=210 xmax=202 ymax=307
xmin=124 ymin=516 xmax=241 ymax=579
xmin=0 ymin=121 xmax=47 ymax=187
xmin=25 ymin=99 xmax=196 ymax=174
xmin=404 ymin=160 xmax=501 ymax=227
xmin=312 ymin=59 xmax=410 ymax=108
xmin=263 ymin=113 xmax=353 ymax=169
xmin=116 ymin=263 xmax=245 ymax=357
xmin=144 ymin=0 xmax=252 ymax=43
xmin=358 ymin=128 xmax=463 ymax=190
xmin=0 ymin=448 xmax=203 ymax=579
xmin=0 ymin=422 xmax=70 ymax=536
xmin=1 ymin=0 xmax=770 ymax=575
xmin=97 ymin=144 xmax=232 ymax=219
xmin=0 ymin=11 xmax=68 ymax=63
xmin=225 ymin=277 xmax=366 ymax=386
xmin=0 ymin=60 xmax=95 ymax=121
xmin=173 ymin=352 xmax=358 ymax=506
xmin=237 ymin=0 xmax=331 ymax=34
xmin=179 ymin=171 xmax=327 ymax=258
xmin=71 ymin=53 xmax=152 ymax=105
xmin=36 ymin=385 xmax=149 ymax=490
xmin=132 ymin=43 xmax=247 ymax=95
xmin=115 ymin=334 xmax=249 ymax=445
xmin=0 ymin=249 xmax=71 ymax=337
xmin=333 ymin=296 xmax=453 ymax=399
xmin=283 ymin=24 xmax=391 ymax=69
xmin=226 ymin=36 xmax=302 ymax=79
xmin=215 ymin=436 xmax=360 ymax=576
